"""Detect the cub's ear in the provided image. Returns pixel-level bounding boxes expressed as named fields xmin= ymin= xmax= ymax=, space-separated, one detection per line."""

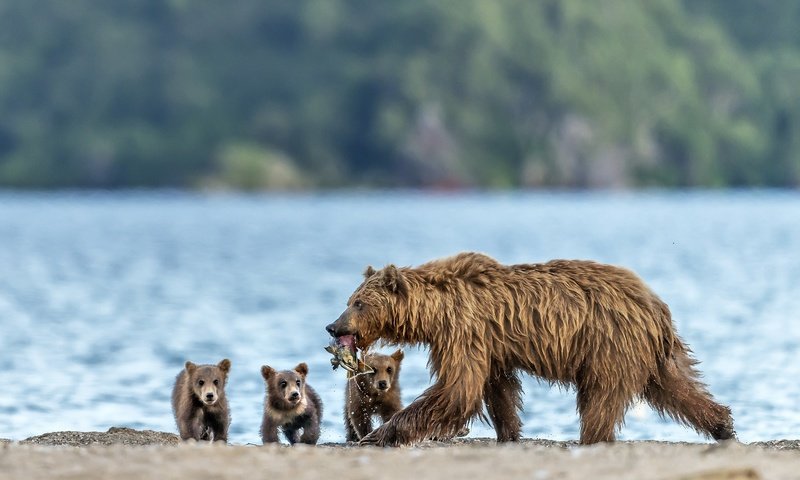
xmin=261 ymin=365 xmax=275 ymax=381
xmin=391 ymin=349 xmax=405 ymax=363
xmin=294 ymin=362 xmax=309 ymax=378
xmin=218 ymin=359 xmax=231 ymax=374
xmin=363 ymin=265 xmax=377 ymax=278
xmin=185 ymin=361 xmax=197 ymax=375
xmin=381 ymin=264 xmax=407 ymax=295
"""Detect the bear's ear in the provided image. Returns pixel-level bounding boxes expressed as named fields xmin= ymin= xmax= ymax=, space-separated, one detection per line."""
xmin=294 ymin=362 xmax=309 ymax=378
xmin=363 ymin=265 xmax=377 ymax=278
xmin=391 ymin=349 xmax=405 ymax=363
xmin=185 ymin=361 xmax=197 ymax=375
xmin=218 ymin=359 xmax=231 ymax=374
xmin=261 ymin=365 xmax=275 ymax=381
xmin=381 ymin=264 xmax=407 ymax=295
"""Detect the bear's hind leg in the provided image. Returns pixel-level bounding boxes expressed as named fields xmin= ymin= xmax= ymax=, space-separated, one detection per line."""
xmin=643 ymin=350 xmax=735 ymax=441
xmin=282 ymin=426 xmax=301 ymax=445
xmin=483 ymin=367 xmax=523 ymax=442
xmin=576 ymin=382 xmax=629 ymax=444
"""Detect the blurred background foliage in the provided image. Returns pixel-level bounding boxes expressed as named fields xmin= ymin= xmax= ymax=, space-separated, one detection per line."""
xmin=0 ymin=0 xmax=797 ymax=189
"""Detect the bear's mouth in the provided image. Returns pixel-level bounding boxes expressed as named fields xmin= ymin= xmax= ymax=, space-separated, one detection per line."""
xmin=325 ymin=334 xmax=360 ymax=372
xmin=337 ymin=334 xmax=357 ymax=356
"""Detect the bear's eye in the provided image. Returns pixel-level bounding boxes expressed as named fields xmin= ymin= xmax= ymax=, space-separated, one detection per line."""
xmin=213 ymin=379 xmax=219 ymax=386
xmin=198 ymin=380 xmax=205 ymax=386
xmin=387 ymin=367 xmax=393 ymax=374
xmin=279 ymin=380 xmax=287 ymax=388
xmin=353 ymin=300 xmax=363 ymax=309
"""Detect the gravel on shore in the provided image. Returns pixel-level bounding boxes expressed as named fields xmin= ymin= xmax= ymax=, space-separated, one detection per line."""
xmin=1 ymin=428 xmax=799 ymax=480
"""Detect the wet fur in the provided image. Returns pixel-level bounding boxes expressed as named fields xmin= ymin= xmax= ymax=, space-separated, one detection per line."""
xmin=345 ymin=350 xmax=404 ymax=441
xmin=328 ymin=252 xmax=735 ymax=446
xmin=261 ymin=363 xmax=323 ymax=445
xmin=171 ymin=359 xmax=231 ymax=442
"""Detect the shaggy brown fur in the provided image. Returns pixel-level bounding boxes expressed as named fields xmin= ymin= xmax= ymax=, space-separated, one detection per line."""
xmin=171 ymin=359 xmax=231 ymax=442
xmin=325 ymin=252 xmax=735 ymax=446
xmin=345 ymin=350 xmax=404 ymax=442
xmin=261 ymin=363 xmax=323 ymax=445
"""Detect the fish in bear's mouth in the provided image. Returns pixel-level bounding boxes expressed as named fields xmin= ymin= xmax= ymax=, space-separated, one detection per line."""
xmin=325 ymin=334 xmax=373 ymax=374
xmin=336 ymin=334 xmax=357 ymax=355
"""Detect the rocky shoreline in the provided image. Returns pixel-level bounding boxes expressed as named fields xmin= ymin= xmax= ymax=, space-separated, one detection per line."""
xmin=1 ymin=428 xmax=799 ymax=480
xmin=17 ymin=427 xmax=181 ymax=447
xmin=3 ymin=427 xmax=799 ymax=451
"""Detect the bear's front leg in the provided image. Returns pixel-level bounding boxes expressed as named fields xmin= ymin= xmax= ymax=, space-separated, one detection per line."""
xmin=261 ymin=417 xmax=280 ymax=444
xmin=211 ymin=426 xmax=227 ymax=443
xmin=207 ymin=411 xmax=228 ymax=443
xmin=299 ymin=414 xmax=321 ymax=445
xmin=350 ymin=406 xmax=374 ymax=441
xmin=359 ymin=382 xmax=483 ymax=447
xmin=190 ymin=412 xmax=209 ymax=441
xmin=359 ymin=418 xmax=400 ymax=446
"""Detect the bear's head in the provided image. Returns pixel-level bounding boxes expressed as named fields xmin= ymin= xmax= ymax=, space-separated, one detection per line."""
xmin=262 ymin=363 xmax=309 ymax=410
xmin=185 ymin=359 xmax=231 ymax=406
xmin=325 ymin=264 xmax=407 ymax=353
xmin=360 ymin=350 xmax=404 ymax=395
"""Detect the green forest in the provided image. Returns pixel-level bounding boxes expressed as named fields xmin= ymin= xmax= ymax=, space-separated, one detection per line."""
xmin=0 ymin=0 xmax=798 ymax=189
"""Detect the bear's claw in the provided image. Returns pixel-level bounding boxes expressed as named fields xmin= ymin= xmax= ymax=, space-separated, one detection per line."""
xmin=358 ymin=422 xmax=399 ymax=447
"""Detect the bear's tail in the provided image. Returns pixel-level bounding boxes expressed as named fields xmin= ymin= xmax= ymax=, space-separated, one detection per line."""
xmin=642 ymin=340 xmax=735 ymax=441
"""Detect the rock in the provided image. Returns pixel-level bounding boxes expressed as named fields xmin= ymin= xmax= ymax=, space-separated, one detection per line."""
xmin=676 ymin=467 xmax=760 ymax=480
xmin=22 ymin=427 xmax=180 ymax=446
xmin=750 ymin=439 xmax=800 ymax=451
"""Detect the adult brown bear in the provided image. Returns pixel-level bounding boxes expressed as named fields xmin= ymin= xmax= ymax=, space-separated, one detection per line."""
xmin=325 ymin=252 xmax=735 ymax=446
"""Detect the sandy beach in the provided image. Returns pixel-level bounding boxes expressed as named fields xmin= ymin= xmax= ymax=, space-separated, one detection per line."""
xmin=1 ymin=428 xmax=798 ymax=480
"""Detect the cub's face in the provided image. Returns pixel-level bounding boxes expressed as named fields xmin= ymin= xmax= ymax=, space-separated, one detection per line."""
xmin=186 ymin=359 xmax=231 ymax=406
xmin=363 ymin=350 xmax=404 ymax=395
xmin=262 ymin=363 xmax=308 ymax=409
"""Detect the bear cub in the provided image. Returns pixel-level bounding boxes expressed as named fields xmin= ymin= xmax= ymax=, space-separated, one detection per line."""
xmin=345 ymin=350 xmax=404 ymax=442
xmin=261 ymin=362 xmax=323 ymax=445
xmin=172 ymin=359 xmax=231 ymax=442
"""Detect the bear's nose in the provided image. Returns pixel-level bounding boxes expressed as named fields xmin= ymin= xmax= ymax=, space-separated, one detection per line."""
xmin=377 ymin=380 xmax=388 ymax=390
xmin=205 ymin=393 xmax=215 ymax=400
xmin=290 ymin=391 xmax=300 ymax=400
xmin=325 ymin=323 xmax=336 ymax=336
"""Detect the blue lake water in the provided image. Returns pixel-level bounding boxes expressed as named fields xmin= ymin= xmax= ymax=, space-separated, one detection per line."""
xmin=0 ymin=190 xmax=798 ymax=444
